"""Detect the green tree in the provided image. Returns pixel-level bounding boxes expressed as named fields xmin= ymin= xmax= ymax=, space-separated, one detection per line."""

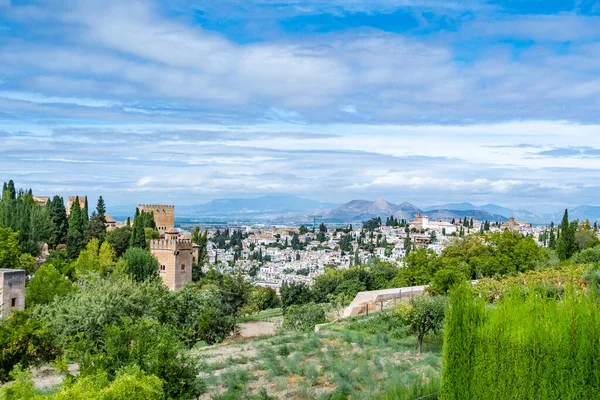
xmin=556 ymin=209 xmax=576 ymax=260
xmin=0 ymin=311 xmax=58 ymax=382
xmin=129 ymin=208 xmax=146 ymax=249
xmin=122 ymin=247 xmax=159 ymax=282
xmin=0 ymin=227 xmax=21 ymax=270
xmin=221 ymin=268 xmax=252 ymax=334
xmin=548 ymin=226 xmax=556 ymax=249
xmin=105 ymin=226 xmax=133 ymax=257
xmin=280 ymin=282 xmax=312 ymax=313
xmin=82 ymin=196 xmax=89 ymax=237
xmin=46 ymin=196 xmax=68 ymax=247
xmin=66 ymin=196 xmax=84 ymax=258
xmin=26 ymin=263 xmax=75 ymax=307
xmin=397 ymin=295 xmax=447 ymax=353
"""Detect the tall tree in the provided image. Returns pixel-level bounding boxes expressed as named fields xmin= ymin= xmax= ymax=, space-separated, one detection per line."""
xmin=86 ymin=196 xmax=107 ymax=242
xmin=82 ymin=196 xmax=89 ymax=230
xmin=556 ymin=209 xmax=576 ymax=260
xmin=130 ymin=208 xmax=146 ymax=249
xmin=548 ymin=227 xmax=556 ymax=249
xmin=67 ymin=196 xmax=84 ymax=258
xmin=46 ymin=196 xmax=68 ymax=247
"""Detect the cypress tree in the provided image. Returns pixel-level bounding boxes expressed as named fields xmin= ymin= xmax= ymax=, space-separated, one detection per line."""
xmin=556 ymin=209 xmax=576 ymax=260
xmin=66 ymin=196 xmax=84 ymax=258
xmin=548 ymin=227 xmax=556 ymax=249
xmin=47 ymin=196 xmax=68 ymax=247
xmin=126 ymin=217 xmax=131 ymax=227
xmin=7 ymin=180 xmax=15 ymax=200
xmin=130 ymin=207 xmax=146 ymax=249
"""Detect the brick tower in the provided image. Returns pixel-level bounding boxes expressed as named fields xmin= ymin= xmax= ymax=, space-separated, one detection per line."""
xmin=137 ymin=204 xmax=175 ymax=235
xmin=150 ymin=229 xmax=193 ymax=290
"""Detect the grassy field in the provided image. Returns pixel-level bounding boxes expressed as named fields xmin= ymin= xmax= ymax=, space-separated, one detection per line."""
xmin=194 ymin=312 xmax=442 ymax=399
xmin=240 ymin=308 xmax=283 ymax=323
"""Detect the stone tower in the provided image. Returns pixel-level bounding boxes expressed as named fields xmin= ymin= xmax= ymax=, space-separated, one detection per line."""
xmin=150 ymin=229 xmax=193 ymax=290
xmin=0 ymin=269 xmax=26 ymax=318
xmin=137 ymin=204 xmax=175 ymax=235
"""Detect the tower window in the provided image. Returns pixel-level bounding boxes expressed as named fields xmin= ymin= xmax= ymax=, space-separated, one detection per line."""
xmin=11 ymin=298 xmax=16 ymax=307
xmin=181 ymin=264 xmax=185 ymax=272
xmin=160 ymin=265 xmax=166 ymax=273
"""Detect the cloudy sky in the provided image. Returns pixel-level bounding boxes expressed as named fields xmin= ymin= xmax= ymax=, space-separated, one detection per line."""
xmin=1 ymin=0 xmax=600 ymax=212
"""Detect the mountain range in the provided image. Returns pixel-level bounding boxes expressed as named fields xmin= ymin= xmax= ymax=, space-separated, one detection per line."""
xmin=107 ymin=196 xmax=600 ymax=225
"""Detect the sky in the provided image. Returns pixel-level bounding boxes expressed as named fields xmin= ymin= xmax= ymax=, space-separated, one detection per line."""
xmin=1 ymin=0 xmax=600 ymax=213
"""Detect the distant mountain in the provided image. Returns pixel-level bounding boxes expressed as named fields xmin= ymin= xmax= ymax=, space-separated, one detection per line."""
xmin=177 ymin=195 xmax=336 ymax=218
xmin=425 ymin=202 xmax=542 ymax=221
xmin=320 ymin=199 xmax=417 ymax=222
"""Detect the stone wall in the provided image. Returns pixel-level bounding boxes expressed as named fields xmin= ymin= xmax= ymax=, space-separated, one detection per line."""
xmin=0 ymin=269 xmax=26 ymax=318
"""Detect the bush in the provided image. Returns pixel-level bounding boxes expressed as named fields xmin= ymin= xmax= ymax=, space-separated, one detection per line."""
xmin=26 ymin=263 xmax=75 ymax=307
xmin=283 ymin=303 xmax=326 ymax=332
xmin=0 ymin=311 xmax=58 ymax=382
xmin=37 ymin=276 xmax=172 ymax=345
xmin=67 ymin=318 xmax=203 ymax=399
xmin=573 ymin=246 xmax=600 ymax=265
xmin=280 ymin=282 xmax=312 ymax=313
xmin=442 ymin=283 xmax=600 ymax=399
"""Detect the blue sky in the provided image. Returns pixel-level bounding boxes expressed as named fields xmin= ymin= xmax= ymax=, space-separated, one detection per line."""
xmin=1 ymin=0 xmax=600 ymax=212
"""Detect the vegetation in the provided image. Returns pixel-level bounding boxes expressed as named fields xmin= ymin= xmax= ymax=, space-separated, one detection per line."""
xmin=442 ymin=282 xmax=600 ymax=399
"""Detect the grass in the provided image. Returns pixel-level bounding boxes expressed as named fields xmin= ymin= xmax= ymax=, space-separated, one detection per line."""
xmin=240 ymin=308 xmax=283 ymax=322
xmin=197 ymin=311 xmax=443 ymax=399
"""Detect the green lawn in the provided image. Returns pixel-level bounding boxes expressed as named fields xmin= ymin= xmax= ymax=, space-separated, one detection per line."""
xmin=240 ymin=308 xmax=283 ymax=322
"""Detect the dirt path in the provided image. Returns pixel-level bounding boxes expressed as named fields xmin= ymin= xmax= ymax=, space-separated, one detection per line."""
xmin=238 ymin=321 xmax=278 ymax=338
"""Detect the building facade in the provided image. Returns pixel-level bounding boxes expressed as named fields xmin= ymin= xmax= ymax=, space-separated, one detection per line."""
xmin=137 ymin=204 xmax=175 ymax=234
xmin=0 ymin=269 xmax=25 ymax=318
xmin=150 ymin=230 xmax=193 ymax=290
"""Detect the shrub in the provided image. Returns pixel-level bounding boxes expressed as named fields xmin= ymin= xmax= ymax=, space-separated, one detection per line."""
xmin=67 ymin=318 xmax=203 ymax=399
xmin=283 ymin=303 xmax=326 ymax=332
xmin=573 ymin=246 xmax=600 ymax=265
xmin=0 ymin=311 xmax=58 ymax=382
xmin=26 ymin=263 xmax=75 ymax=307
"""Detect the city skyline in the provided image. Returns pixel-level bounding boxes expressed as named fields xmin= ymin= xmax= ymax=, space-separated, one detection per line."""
xmin=1 ymin=1 xmax=600 ymax=212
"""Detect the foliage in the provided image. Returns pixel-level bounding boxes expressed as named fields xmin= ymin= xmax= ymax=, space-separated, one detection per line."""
xmin=556 ymin=210 xmax=577 ymax=260
xmin=46 ymin=196 xmax=68 ymax=248
xmin=283 ymin=303 xmax=326 ymax=332
xmin=67 ymin=318 xmax=203 ymax=399
xmin=37 ymin=276 xmax=172 ymax=346
xmin=280 ymin=282 xmax=313 ymax=313
xmin=66 ymin=196 xmax=84 ymax=259
xmin=0 ymin=311 xmax=58 ymax=382
xmin=171 ymin=284 xmax=233 ymax=346
xmin=441 ymin=283 xmax=600 ymax=399
xmin=26 ymin=263 xmax=75 ymax=307
xmin=105 ymin=227 xmax=132 ymax=258
xmin=72 ymin=239 xmax=116 ymax=278
xmin=121 ymin=247 xmax=159 ymax=282
xmin=129 ymin=208 xmax=146 ymax=249
xmin=245 ymin=286 xmax=280 ymax=314
xmin=572 ymin=246 xmax=600 ymax=265
xmin=0 ymin=227 xmax=22 ymax=269
xmin=0 ymin=187 xmax=54 ymax=256
xmin=220 ymin=268 xmax=252 ymax=332
xmin=396 ymin=295 xmax=447 ymax=353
